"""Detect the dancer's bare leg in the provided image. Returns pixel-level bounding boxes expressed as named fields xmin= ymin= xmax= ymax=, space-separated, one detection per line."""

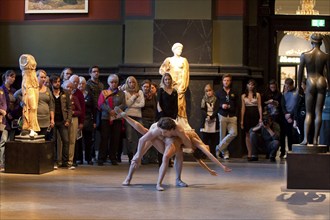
xmin=171 ymin=138 xmax=188 ymax=187
xmin=174 ymin=148 xmax=188 ymax=187
xmin=118 ymin=109 xmax=189 ymax=188
xmin=122 ymin=139 xmax=166 ymax=186
xmin=156 ymin=142 xmax=177 ymax=191
xmin=115 ymin=107 xmax=148 ymax=135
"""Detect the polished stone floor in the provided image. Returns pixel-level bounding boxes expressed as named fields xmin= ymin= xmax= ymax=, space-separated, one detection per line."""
xmin=1 ymin=158 xmax=329 ymax=220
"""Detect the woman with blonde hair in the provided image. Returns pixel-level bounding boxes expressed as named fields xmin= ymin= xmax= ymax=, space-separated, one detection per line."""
xmin=157 ymin=73 xmax=178 ymax=120
xmin=122 ymin=76 xmax=145 ymax=163
xmin=36 ymin=69 xmax=55 ymax=139
xmin=157 ymin=73 xmax=178 ymax=167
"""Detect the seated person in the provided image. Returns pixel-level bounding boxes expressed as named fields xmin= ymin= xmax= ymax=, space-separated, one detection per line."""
xmin=249 ymin=115 xmax=280 ymax=162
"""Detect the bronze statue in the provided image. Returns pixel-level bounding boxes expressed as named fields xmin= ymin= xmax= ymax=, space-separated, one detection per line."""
xmin=159 ymin=43 xmax=192 ymax=130
xmin=19 ymin=54 xmax=40 ymax=137
xmin=297 ymin=34 xmax=330 ymax=145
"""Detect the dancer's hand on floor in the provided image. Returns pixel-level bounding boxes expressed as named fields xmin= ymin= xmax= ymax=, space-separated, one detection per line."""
xmin=223 ymin=166 xmax=232 ymax=172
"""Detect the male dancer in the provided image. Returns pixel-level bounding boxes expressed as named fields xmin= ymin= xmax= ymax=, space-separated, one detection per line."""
xmin=115 ymin=107 xmax=231 ymax=191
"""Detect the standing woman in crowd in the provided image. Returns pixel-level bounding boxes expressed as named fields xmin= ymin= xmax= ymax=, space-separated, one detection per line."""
xmin=36 ymin=70 xmax=55 ymax=139
xmin=97 ymin=74 xmax=125 ymax=166
xmin=151 ymin=82 xmax=158 ymax=97
xmin=157 ymin=73 xmax=178 ymax=166
xmin=157 ymin=73 xmax=178 ymax=120
xmin=240 ymin=79 xmax=262 ymax=160
xmin=60 ymin=67 xmax=73 ymax=83
xmin=200 ymin=84 xmax=219 ymax=157
xmin=0 ymin=70 xmax=21 ymax=141
xmin=122 ymin=76 xmax=145 ymax=163
xmin=141 ymin=79 xmax=158 ymax=164
xmin=0 ymin=84 xmax=7 ymax=171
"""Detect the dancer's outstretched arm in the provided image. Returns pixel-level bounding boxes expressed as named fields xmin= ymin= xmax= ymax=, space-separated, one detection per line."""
xmin=190 ymin=135 xmax=231 ymax=172
xmin=196 ymin=159 xmax=218 ymax=176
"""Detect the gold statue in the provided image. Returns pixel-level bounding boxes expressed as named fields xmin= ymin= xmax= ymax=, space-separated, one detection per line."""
xmin=19 ymin=54 xmax=40 ymax=137
xmin=159 ymin=43 xmax=192 ymax=130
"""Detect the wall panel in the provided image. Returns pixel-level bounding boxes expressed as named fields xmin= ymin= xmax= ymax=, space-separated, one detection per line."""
xmin=124 ymin=20 xmax=153 ymax=64
xmin=155 ymin=0 xmax=212 ymax=19
xmin=0 ymin=23 xmax=123 ymax=67
xmin=213 ymin=20 xmax=243 ymax=65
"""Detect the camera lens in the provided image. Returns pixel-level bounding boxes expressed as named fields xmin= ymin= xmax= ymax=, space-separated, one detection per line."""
xmin=263 ymin=119 xmax=268 ymax=125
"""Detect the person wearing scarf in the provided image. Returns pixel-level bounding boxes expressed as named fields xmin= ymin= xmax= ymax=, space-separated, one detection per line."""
xmin=97 ymin=74 xmax=125 ymax=166
xmin=200 ymin=84 xmax=219 ymax=157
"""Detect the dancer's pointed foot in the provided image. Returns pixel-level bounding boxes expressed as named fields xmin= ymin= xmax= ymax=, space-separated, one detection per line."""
xmin=156 ymin=184 xmax=164 ymax=191
xmin=114 ymin=106 xmax=126 ymax=118
xmin=122 ymin=178 xmax=131 ymax=186
xmin=176 ymin=179 xmax=188 ymax=187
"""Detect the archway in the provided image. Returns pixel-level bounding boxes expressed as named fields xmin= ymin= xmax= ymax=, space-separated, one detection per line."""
xmin=277 ymin=33 xmax=327 ymax=91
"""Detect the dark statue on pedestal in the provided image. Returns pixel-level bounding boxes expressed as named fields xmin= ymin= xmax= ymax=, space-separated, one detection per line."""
xmin=287 ymin=34 xmax=330 ymax=190
xmin=297 ymin=34 xmax=330 ymax=146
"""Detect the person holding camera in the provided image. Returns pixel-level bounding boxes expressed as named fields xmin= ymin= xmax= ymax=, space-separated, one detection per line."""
xmin=249 ymin=115 xmax=280 ymax=162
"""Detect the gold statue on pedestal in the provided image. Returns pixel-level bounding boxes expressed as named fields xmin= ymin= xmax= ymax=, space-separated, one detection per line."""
xmin=19 ymin=54 xmax=40 ymax=137
xmin=159 ymin=43 xmax=192 ymax=130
